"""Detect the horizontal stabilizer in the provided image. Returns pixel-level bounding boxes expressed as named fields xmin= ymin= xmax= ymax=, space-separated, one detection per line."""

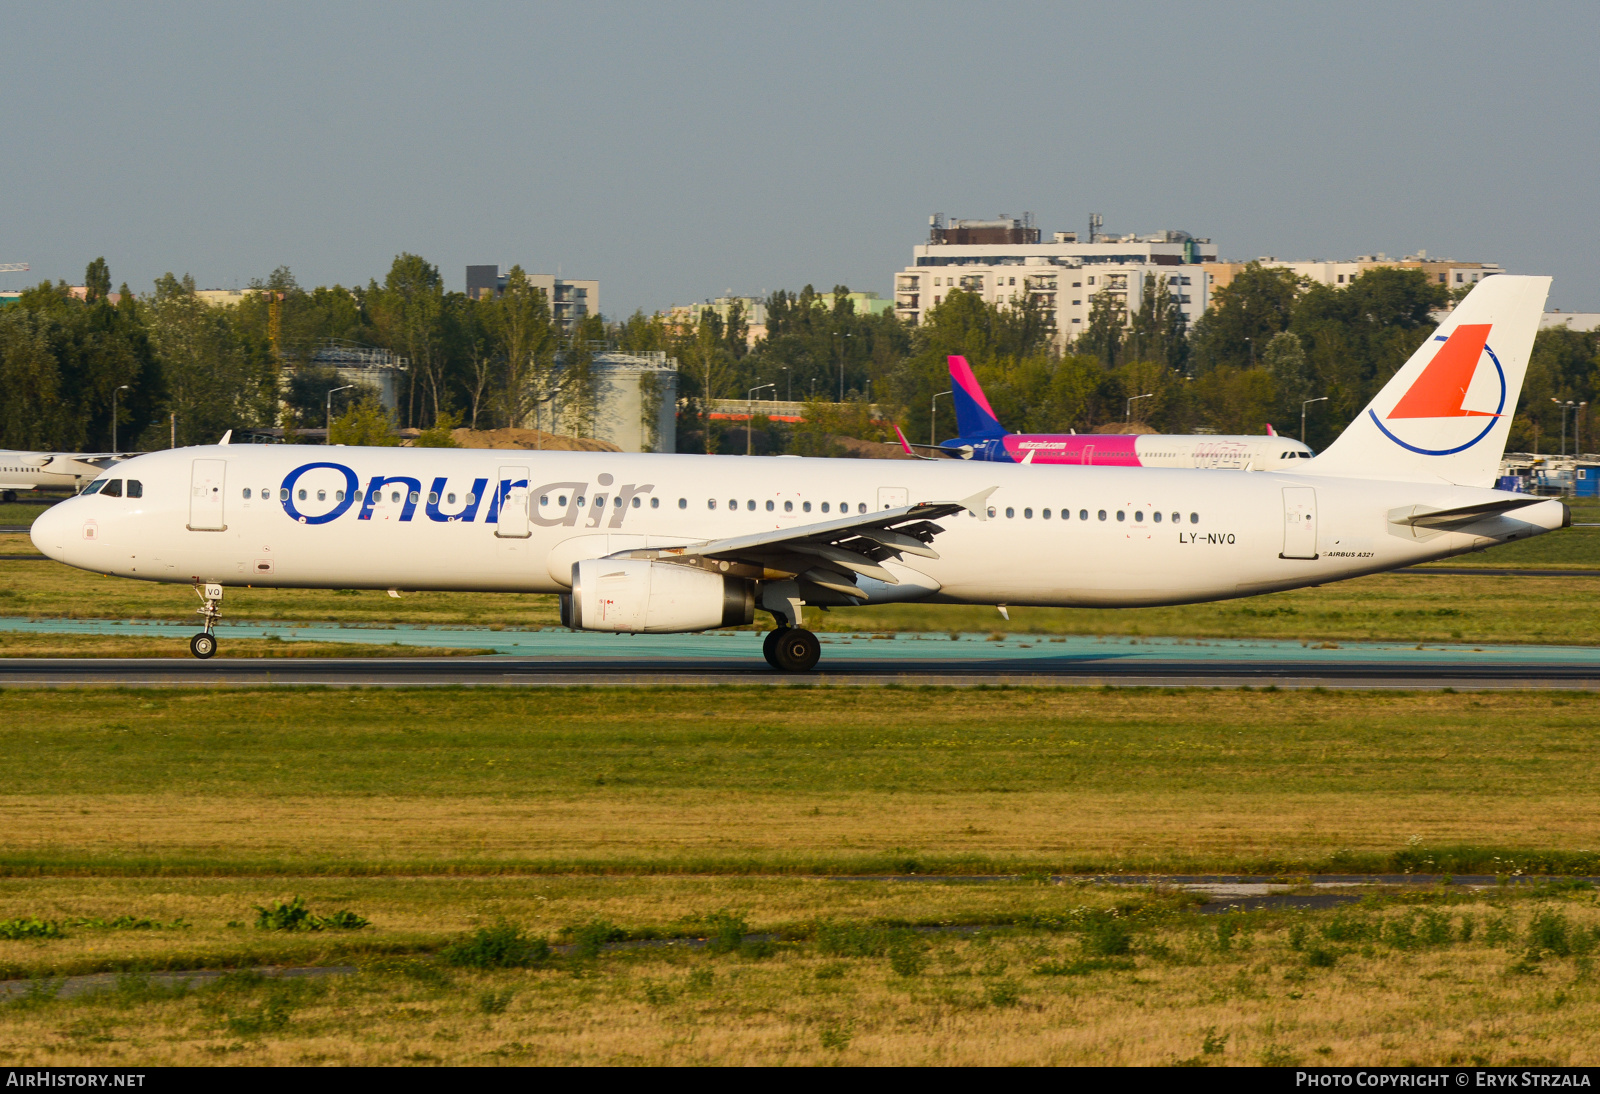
xmin=1388 ymin=496 xmax=1547 ymax=531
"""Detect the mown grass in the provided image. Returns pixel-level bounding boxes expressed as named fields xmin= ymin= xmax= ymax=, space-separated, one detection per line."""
xmin=4 ymin=883 xmax=1599 ymax=1065
xmin=2 ymin=687 xmax=1599 ymax=876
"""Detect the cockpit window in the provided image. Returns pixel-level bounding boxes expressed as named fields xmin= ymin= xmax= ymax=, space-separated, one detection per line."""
xmin=101 ymin=479 xmax=123 ymax=497
xmin=126 ymin=480 xmax=143 ymax=498
xmin=82 ymin=480 xmax=105 ymax=496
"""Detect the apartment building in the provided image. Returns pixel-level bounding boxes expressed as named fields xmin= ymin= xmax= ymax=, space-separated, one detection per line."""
xmin=893 ymin=215 xmax=1216 ymax=346
xmin=465 ymin=265 xmax=598 ymax=335
xmin=1203 ymin=252 xmax=1505 ymax=294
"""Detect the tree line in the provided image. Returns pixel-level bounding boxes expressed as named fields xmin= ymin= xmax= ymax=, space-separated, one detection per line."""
xmin=1 ymin=256 xmax=1594 ymax=457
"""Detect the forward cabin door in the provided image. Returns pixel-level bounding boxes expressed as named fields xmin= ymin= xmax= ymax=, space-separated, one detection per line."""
xmin=1280 ymin=487 xmax=1318 ymax=559
xmin=188 ymin=459 xmax=227 ymax=531
xmin=496 ymin=464 xmax=531 ymax=539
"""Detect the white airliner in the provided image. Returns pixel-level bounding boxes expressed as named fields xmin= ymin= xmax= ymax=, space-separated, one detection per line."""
xmin=0 ymin=451 xmax=127 ymax=501
xmin=31 ymin=276 xmax=1564 ymax=671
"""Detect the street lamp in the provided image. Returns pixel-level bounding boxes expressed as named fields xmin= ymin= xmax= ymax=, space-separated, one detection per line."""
xmin=931 ymin=390 xmax=953 ymax=448
xmin=747 ymin=383 xmax=774 ymax=455
xmin=781 ymin=366 xmax=790 ymax=403
xmin=111 ymin=385 xmax=130 ymax=451
xmin=1301 ymin=396 xmax=1328 ymax=444
xmin=1126 ymin=393 xmax=1153 ymax=422
xmin=836 ymin=332 xmax=853 ymax=402
xmin=1579 ymin=402 xmax=1589 ymax=458
xmin=327 ymin=384 xmax=356 ymax=441
xmin=1553 ymin=398 xmax=1578 ymax=457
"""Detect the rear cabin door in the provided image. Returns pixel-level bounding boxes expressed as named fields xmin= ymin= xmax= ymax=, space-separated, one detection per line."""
xmin=1081 ymin=444 xmax=1095 ymax=466
xmin=495 ymin=464 xmax=531 ymax=538
xmin=1280 ymin=487 xmax=1318 ymax=559
xmin=877 ymin=486 xmax=908 ymax=511
xmin=188 ymin=459 xmax=227 ymax=531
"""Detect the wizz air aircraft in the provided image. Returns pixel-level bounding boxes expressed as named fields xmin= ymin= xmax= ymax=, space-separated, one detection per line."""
xmin=920 ymin=354 xmax=1313 ymax=468
xmin=30 ymin=275 xmax=1564 ymax=671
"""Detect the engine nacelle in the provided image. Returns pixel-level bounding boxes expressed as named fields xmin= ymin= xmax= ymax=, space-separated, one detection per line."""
xmin=563 ymin=558 xmax=754 ymax=633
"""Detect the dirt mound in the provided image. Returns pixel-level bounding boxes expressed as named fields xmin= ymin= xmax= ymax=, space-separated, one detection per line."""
xmin=1091 ymin=422 xmax=1159 ymax=435
xmin=449 ymin=428 xmax=622 ymax=452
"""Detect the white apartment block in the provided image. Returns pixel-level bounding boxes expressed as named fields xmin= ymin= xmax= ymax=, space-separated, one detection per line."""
xmin=1203 ymin=252 xmax=1504 ymax=294
xmin=894 ymin=216 xmax=1216 ymax=346
xmin=466 ymin=265 xmax=598 ymax=334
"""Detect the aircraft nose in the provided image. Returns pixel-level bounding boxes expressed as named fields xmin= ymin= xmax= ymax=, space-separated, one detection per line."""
xmin=29 ymin=500 xmax=75 ymax=561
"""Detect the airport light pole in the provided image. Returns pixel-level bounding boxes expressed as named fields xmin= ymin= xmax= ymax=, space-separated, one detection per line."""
xmin=327 ymin=385 xmax=356 ymax=441
xmin=931 ymin=390 xmax=953 ymax=448
xmin=1301 ymin=396 xmax=1328 ymax=444
xmin=1126 ymin=393 xmax=1153 ymax=422
xmin=781 ymin=366 xmax=790 ymax=403
xmin=1579 ymin=402 xmax=1589 ymax=458
xmin=1553 ymin=398 xmax=1577 ymax=457
xmin=747 ymin=383 xmax=774 ymax=455
xmin=111 ymin=385 xmax=130 ymax=452
xmin=836 ymin=332 xmax=853 ymax=402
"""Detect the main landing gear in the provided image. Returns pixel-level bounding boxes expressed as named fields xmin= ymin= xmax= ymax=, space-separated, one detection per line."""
xmin=190 ymin=582 xmax=223 ymax=659
xmin=763 ymin=626 xmax=821 ymax=673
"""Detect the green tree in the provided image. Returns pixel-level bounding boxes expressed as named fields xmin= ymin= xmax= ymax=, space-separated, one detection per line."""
xmin=329 ymin=396 xmax=399 ymax=446
xmin=143 ymin=273 xmax=272 ymax=446
xmin=487 ymin=267 xmax=556 ymax=430
xmin=1189 ymin=263 xmax=1303 ymax=374
xmin=83 ymin=258 xmax=111 ymax=305
xmin=368 ymin=254 xmax=446 ymax=427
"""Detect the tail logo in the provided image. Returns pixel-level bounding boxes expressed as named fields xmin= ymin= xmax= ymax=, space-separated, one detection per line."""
xmin=1370 ymin=324 xmax=1506 ymax=456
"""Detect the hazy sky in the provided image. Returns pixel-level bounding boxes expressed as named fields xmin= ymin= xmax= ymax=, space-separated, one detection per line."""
xmin=4 ymin=1 xmax=1598 ymax=314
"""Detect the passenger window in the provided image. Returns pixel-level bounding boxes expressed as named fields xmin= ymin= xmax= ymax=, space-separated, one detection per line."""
xmin=802 ymin=501 xmax=811 ymax=512
xmin=1116 ymin=511 xmax=1125 ymax=521
xmin=336 ymin=491 xmax=345 ymax=502
xmin=354 ymin=490 xmax=363 ymax=502
xmin=538 ymin=495 xmax=547 ymax=506
xmin=857 ymin=503 xmax=866 ymax=514
xmin=466 ymin=493 xmax=476 ymax=505
xmin=428 ymin=492 xmax=439 ymax=505
xmin=558 ymin=495 xmax=568 ymax=506
xmin=633 ymin=496 xmax=643 ymax=508
xmin=317 ymin=490 xmax=326 ymax=502
xmin=1097 ymin=510 xmax=1107 ymax=521
xmin=1153 ymin=511 xmax=1163 ymax=523
xmin=297 ymin=489 xmax=307 ymax=501
xmin=408 ymin=491 xmax=419 ymax=504
xmin=576 ymin=496 xmax=586 ymax=507
xmin=1171 ymin=512 xmax=1180 ymax=523
xmin=102 ymin=480 xmax=123 ymax=497
xmin=1080 ymin=510 xmax=1089 ymax=521
xmin=1042 ymin=508 xmax=1051 ymax=519
xmin=821 ymin=502 xmax=830 ymax=513
xmin=1024 ymin=508 xmax=1033 ymax=519
xmin=1005 ymin=507 xmax=1015 ymax=518
xmin=280 ymin=489 xmax=289 ymax=501
xmin=766 ymin=500 xmax=775 ymax=512
xmin=263 ymin=487 xmax=271 ymax=500
xmin=82 ymin=480 xmax=105 ymax=495
xmin=1134 ymin=510 xmax=1144 ymax=522
xmin=783 ymin=500 xmax=793 ymax=512
xmin=1190 ymin=513 xmax=1199 ymax=524
xmin=747 ymin=500 xmax=756 ymax=511
xmin=728 ymin=498 xmax=736 ymax=510
xmin=243 ymin=488 xmax=253 ymax=500
xmin=987 ymin=506 xmax=997 ymax=518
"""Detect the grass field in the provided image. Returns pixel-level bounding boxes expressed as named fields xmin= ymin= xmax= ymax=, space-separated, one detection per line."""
xmin=5 ymin=684 xmax=1600 ymax=1064
xmin=4 ymin=878 xmax=1598 ymax=1065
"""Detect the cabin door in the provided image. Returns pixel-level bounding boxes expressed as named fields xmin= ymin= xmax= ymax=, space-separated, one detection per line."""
xmin=188 ymin=459 xmax=227 ymax=531
xmin=1080 ymin=444 xmax=1095 ymax=466
xmin=1280 ymin=487 xmax=1318 ymax=559
xmin=495 ymin=465 xmax=531 ymax=538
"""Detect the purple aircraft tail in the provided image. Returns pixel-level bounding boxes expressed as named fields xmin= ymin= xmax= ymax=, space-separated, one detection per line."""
xmin=948 ymin=356 xmax=1008 ymax=439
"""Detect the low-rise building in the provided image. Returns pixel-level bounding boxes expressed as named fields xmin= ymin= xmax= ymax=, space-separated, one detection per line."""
xmin=895 ymin=215 xmax=1215 ymax=345
xmin=545 ymin=348 xmax=679 ymax=453
xmin=466 ymin=266 xmax=598 ymax=335
xmin=1541 ymin=311 xmax=1600 ymax=332
xmin=1203 ymin=252 xmax=1505 ymax=295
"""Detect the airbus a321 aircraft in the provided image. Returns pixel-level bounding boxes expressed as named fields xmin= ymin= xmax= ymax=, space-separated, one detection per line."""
xmin=920 ymin=355 xmax=1314 ymax=468
xmin=32 ymin=275 xmax=1564 ymax=672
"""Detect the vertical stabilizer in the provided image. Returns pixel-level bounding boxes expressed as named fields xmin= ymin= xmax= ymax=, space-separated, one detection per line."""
xmin=1303 ymin=275 xmax=1550 ymax=486
xmin=947 ymin=356 xmax=1008 ymax=439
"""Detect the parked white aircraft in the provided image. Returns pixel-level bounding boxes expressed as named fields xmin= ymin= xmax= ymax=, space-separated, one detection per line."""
xmin=31 ymin=276 xmax=1564 ymax=670
xmin=0 ymin=451 xmax=128 ymax=501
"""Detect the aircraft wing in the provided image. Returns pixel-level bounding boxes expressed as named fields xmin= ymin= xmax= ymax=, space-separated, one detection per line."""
xmin=609 ymin=487 xmax=995 ymax=601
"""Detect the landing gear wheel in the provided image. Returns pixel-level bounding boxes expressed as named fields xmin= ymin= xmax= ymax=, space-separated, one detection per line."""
xmin=190 ymin=633 xmax=217 ymax=659
xmin=771 ymin=627 xmax=821 ymax=673
xmin=762 ymin=627 xmax=790 ymax=669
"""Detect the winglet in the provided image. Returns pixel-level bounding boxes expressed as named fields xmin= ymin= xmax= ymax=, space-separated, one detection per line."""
xmin=959 ymin=486 xmax=998 ymax=521
xmin=1266 ymin=423 xmax=1277 ymax=437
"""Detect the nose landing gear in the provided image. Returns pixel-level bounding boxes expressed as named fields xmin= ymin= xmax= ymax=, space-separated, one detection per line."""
xmin=191 ymin=582 xmax=223 ymax=659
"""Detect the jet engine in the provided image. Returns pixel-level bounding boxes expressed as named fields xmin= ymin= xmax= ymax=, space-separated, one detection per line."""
xmin=561 ymin=558 xmax=754 ymax=634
